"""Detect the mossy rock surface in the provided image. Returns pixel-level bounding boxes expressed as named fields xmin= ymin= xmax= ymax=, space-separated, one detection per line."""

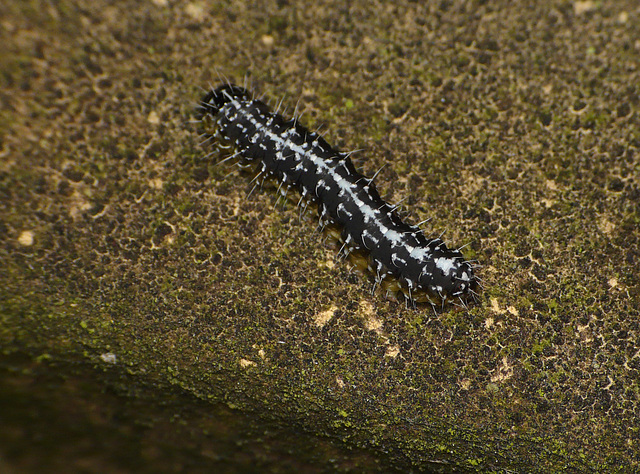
xmin=1 ymin=0 xmax=639 ymax=472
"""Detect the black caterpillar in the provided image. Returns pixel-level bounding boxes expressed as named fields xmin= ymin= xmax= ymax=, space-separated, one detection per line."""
xmin=195 ymin=84 xmax=478 ymax=308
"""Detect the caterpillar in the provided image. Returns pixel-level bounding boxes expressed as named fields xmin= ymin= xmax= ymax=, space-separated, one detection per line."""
xmin=195 ymin=83 xmax=478 ymax=308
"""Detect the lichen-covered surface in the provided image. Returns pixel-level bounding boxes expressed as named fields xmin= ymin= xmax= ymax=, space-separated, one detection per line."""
xmin=1 ymin=0 xmax=639 ymax=472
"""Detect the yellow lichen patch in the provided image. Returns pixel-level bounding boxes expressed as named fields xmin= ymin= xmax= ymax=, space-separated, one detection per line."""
xmin=490 ymin=356 xmax=513 ymax=384
xmin=321 ymin=256 xmax=335 ymax=270
xmin=576 ymin=322 xmax=594 ymax=343
xmin=385 ymin=345 xmax=400 ymax=358
xmin=598 ymin=217 xmax=615 ymax=235
xmin=358 ymin=300 xmax=374 ymax=317
xmin=149 ymin=178 xmax=163 ymax=189
xmin=68 ymin=190 xmax=94 ymax=220
xmin=239 ymin=358 xmax=256 ymax=368
xmin=314 ymin=305 xmax=338 ymax=328
xmin=490 ymin=298 xmax=505 ymax=315
xmin=364 ymin=313 xmax=383 ymax=334
xmin=252 ymin=344 xmax=266 ymax=360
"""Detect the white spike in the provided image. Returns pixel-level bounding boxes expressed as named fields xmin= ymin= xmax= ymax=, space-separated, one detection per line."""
xmin=369 ymin=164 xmax=387 ymax=182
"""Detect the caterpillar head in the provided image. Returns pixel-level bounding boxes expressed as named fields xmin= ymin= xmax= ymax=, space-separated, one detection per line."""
xmin=196 ymin=85 xmax=252 ymax=119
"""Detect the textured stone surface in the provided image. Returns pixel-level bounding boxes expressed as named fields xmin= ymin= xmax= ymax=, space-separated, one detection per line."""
xmin=1 ymin=0 xmax=639 ymax=471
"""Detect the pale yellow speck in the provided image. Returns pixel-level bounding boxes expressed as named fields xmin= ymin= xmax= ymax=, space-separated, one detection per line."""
xmin=68 ymin=190 xmax=94 ymax=219
xmin=573 ymin=1 xmax=596 ymax=15
xmin=147 ymin=111 xmax=160 ymax=124
xmin=598 ymin=218 xmax=615 ymax=235
xmin=150 ymin=178 xmax=163 ymax=189
xmin=185 ymin=2 xmax=205 ymax=19
xmin=100 ymin=353 xmax=117 ymax=364
xmin=545 ymin=179 xmax=558 ymax=191
xmin=18 ymin=230 xmax=34 ymax=246
xmin=261 ymin=35 xmax=274 ymax=47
